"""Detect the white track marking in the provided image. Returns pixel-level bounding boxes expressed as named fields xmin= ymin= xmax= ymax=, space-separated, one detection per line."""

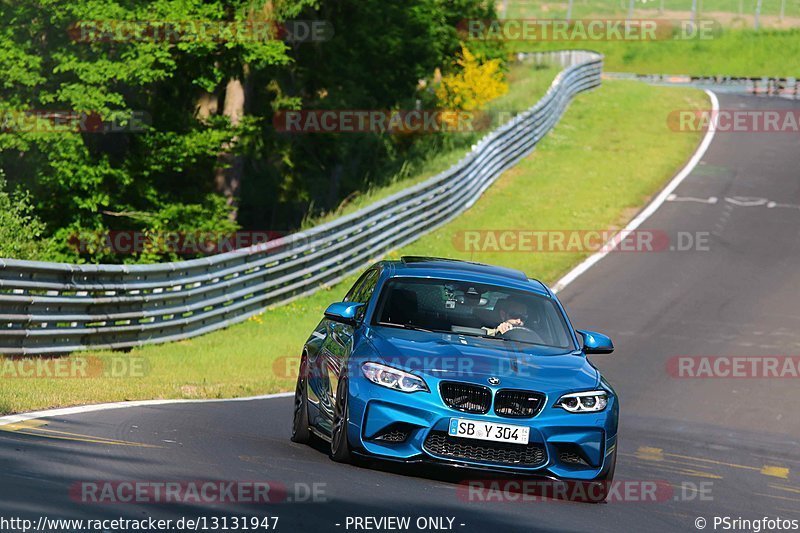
xmin=0 ymin=392 xmax=293 ymax=427
xmin=767 ymin=201 xmax=800 ymax=210
xmin=552 ymin=89 xmax=720 ymax=294
xmin=666 ymin=195 xmax=800 ymax=210
xmin=725 ymin=196 xmax=769 ymax=207
xmin=725 ymin=197 xmax=800 ymax=210
xmin=667 ymin=194 xmax=718 ymax=204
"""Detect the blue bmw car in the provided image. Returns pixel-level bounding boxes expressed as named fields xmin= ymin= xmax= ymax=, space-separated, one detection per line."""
xmin=291 ymin=257 xmax=618 ymax=496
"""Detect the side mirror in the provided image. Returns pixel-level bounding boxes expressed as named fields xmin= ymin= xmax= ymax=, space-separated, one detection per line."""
xmin=577 ymin=329 xmax=614 ymax=354
xmin=324 ymin=302 xmax=365 ymax=326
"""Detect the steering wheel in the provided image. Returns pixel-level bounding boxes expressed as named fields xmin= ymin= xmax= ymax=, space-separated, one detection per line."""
xmin=497 ymin=326 xmax=545 ymax=344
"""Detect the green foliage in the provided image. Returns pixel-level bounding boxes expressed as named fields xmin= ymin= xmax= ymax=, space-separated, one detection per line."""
xmin=0 ymin=171 xmax=55 ymax=261
xmin=0 ymin=0 xmax=302 ymax=262
xmin=244 ymin=0 xmax=507 ymax=229
xmin=0 ymin=0 xmax=505 ymax=263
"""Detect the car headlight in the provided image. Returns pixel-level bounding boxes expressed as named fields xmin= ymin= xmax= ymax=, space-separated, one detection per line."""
xmin=555 ymin=390 xmax=608 ymax=413
xmin=361 ymin=362 xmax=429 ymax=393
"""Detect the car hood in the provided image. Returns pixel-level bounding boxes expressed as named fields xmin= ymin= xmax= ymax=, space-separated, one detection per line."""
xmin=366 ymin=327 xmax=599 ymax=393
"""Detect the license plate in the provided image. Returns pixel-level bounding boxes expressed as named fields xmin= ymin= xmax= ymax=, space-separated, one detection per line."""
xmin=448 ymin=418 xmax=530 ymax=445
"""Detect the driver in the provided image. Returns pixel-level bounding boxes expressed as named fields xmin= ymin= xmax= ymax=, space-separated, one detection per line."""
xmin=484 ymin=297 xmax=528 ymax=337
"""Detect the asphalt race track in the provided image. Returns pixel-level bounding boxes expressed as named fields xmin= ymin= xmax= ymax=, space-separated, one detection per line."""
xmin=2 ymin=94 xmax=799 ymax=532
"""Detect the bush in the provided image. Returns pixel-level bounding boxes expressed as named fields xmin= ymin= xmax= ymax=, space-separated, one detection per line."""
xmin=51 ymin=194 xmax=241 ymax=264
xmin=0 ymin=171 xmax=54 ymax=260
xmin=435 ymin=46 xmax=509 ymax=112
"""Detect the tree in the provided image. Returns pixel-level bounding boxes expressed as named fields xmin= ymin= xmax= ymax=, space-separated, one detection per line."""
xmin=0 ymin=0 xmax=504 ymax=262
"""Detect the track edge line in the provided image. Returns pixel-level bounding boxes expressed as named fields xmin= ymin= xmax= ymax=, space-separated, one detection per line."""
xmin=0 ymin=392 xmax=294 ymax=426
xmin=552 ymin=89 xmax=720 ymax=294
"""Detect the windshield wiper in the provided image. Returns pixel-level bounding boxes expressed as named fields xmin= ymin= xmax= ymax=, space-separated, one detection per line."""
xmin=442 ymin=328 xmax=506 ymax=341
xmin=479 ymin=333 xmax=512 ymax=342
xmin=377 ymin=322 xmax=434 ymax=333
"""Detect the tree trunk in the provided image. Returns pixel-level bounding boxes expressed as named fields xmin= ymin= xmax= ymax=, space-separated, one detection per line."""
xmin=327 ymin=163 xmax=343 ymax=213
xmin=215 ymin=74 xmax=247 ymax=222
xmin=196 ymin=91 xmax=218 ymax=121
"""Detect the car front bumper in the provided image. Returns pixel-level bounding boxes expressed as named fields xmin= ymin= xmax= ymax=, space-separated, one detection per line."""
xmin=347 ymin=378 xmax=618 ymax=481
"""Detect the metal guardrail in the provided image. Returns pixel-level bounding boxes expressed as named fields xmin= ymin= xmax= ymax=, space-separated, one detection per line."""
xmin=0 ymin=50 xmax=603 ymax=355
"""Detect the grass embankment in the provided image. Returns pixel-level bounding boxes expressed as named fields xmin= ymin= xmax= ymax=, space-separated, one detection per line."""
xmin=506 ymin=0 xmax=800 ymax=27
xmin=0 ymin=80 xmax=707 ymax=415
xmin=502 ymin=0 xmax=800 ymax=76
xmin=513 ymin=30 xmax=800 ymax=77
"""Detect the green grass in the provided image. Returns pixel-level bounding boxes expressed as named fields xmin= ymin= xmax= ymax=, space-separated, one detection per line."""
xmin=505 ymin=0 xmax=800 ymax=22
xmin=511 ymin=29 xmax=800 ymax=76
xmin=499 ymin=0 xmax=800 ymax=77
xmin=403 ymin=80 xmax=707 ymax=281
xmin=0 ymin=80 xmax=707 ymax=415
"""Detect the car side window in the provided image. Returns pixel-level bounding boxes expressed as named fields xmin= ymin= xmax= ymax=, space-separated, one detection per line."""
xmin=343 ymin=270 xmax=372 ymax=303
xmin=354 ymin=270 xmax=380 ymax=319
xmin=343 ymin=269 xmax=380 ymax=321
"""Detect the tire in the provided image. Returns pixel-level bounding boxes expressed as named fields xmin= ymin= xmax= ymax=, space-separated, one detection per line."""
xmin=330 ymin=378 xmax=353 ymax=463
xmin=290 ymin=357 xmax=311 ymax=444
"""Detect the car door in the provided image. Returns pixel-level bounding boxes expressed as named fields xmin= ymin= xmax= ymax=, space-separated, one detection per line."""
xmin=312 ymin=268 xmax=380 ymax=434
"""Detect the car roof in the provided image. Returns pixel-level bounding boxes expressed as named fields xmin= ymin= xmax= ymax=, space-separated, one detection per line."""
xmin=380 ymin=256 xmax=551 ymax=297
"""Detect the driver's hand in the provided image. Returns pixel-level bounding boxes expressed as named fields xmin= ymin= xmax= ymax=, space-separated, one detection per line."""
xmin=497 ymin=319 xmax=523 ymax=334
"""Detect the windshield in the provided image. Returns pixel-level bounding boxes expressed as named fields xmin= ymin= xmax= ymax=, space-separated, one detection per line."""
xmin=372 ymin=277 xmax=575 ymax=349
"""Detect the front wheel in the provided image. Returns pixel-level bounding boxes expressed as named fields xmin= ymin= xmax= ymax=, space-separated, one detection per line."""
xmin=290 ymin=357 xmax=311 ymax=444
xmin=330 ymin=378 xmax=353 ymax=463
